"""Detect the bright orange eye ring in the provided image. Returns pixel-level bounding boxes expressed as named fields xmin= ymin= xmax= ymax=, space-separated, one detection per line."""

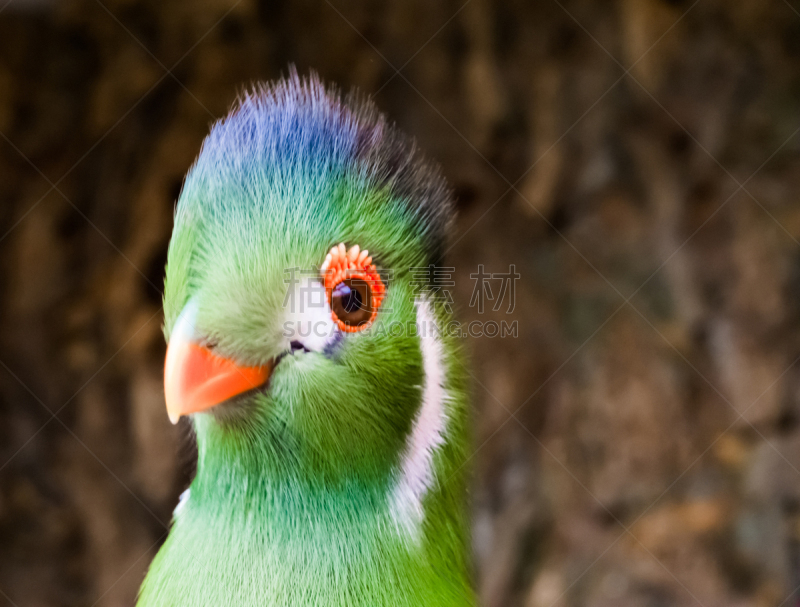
xmin=320 ymin=243 xmax=386 ymax=332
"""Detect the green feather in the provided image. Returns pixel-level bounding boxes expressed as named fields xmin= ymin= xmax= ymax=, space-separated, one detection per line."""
xmin=139 ymin=71 xmax=475 ymax=607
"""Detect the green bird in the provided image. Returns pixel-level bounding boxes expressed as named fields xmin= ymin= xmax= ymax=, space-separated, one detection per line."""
xmin=137 ymin=72 xmax=475 ymax=607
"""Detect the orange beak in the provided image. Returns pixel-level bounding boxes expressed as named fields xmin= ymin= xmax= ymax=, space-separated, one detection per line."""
xmin=164 ymin=302 xmax=273 ymax=424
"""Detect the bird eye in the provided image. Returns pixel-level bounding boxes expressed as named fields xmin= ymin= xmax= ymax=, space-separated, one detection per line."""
xmin=331 ymin=279 xmax=373 ymax=327
xmin=321 ymin=243 xmax=386 ymax=333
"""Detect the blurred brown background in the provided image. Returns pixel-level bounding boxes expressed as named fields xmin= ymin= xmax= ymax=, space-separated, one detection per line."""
xmin=2 ymin=0 xmax=800 ymax=605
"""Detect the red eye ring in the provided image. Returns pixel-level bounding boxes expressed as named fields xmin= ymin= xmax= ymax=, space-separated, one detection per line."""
xmin=321 ymin=243 xmax=385 ymax=332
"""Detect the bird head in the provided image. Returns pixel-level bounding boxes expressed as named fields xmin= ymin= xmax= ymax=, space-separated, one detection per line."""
xmin=161 ymin=73 xmax=457 ymax=490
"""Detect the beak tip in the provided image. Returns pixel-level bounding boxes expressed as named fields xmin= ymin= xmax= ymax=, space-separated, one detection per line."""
xmin=168 ymin=410 xmax=181 ymax=425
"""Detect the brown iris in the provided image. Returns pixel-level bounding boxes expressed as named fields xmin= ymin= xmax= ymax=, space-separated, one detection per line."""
xmin=330 ymin=279 xmax=373 ymax=328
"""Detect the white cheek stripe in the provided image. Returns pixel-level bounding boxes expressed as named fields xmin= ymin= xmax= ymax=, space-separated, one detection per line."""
xmin=173 ymin=488 xmax=190 ymax=520
xmin=390 ymin=298 xmax=449 ymax=539
xmin=282 ymin=276 xmax=339 ymax=352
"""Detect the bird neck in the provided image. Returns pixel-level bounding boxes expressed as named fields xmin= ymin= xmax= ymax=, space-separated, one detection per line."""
xmin=190 ymin=438 xmax=395 ymax=531
xmin=137 ymin=425 xmax=475 ymax=607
